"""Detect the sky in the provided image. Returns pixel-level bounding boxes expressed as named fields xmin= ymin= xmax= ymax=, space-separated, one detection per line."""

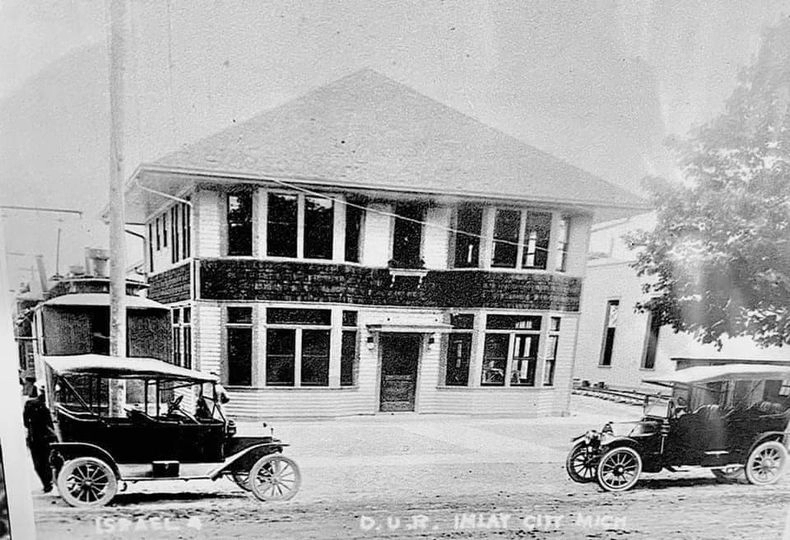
xmin=1 ymin=0 xmax=789 ymax=288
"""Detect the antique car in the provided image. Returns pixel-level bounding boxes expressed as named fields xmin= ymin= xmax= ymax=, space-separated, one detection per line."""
xmin=566 ymin=364 xmax=790 ymax=492
xmin=42 ymin=354 xmax=301 ymax=507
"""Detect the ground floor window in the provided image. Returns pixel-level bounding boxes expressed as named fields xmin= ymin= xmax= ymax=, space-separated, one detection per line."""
xmin=543 ymin=317 xmax=560 ymax=386
xmin=265 ymin=308 xmax=332 ymax=387
xmin=341 ymin=310 xmax=358 ymax=386
xmin=226 ymin=307 xmax=253 ymax=386
xmin=171 ymin=306 xmax=192 ymax=369
xmin=482 ymin=315 xmax=541 ymax=387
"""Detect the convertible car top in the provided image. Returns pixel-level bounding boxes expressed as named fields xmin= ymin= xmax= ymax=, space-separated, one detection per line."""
xmin=643 ymin=363 xmax=790 ymax=388
xmin=42 ymin=354 xmax=218 ymax=383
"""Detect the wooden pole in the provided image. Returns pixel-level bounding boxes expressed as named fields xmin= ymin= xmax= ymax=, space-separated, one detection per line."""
xmin=108 ymin=0 xmax=127 ymax=416
xmin=0 ymin=217 xmax=38 ymax=538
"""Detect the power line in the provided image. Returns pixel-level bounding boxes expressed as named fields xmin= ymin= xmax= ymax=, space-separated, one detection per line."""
xmin=262 ymin=176 xmax=557 ymax=251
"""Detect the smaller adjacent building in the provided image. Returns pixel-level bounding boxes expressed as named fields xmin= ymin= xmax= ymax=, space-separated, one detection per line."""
xmin=574 ymin=214 xmax=789 ymax=391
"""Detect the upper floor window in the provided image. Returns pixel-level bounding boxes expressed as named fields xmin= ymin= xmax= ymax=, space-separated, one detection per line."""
xmin=228 ymin=193 xmax=253 ymax=256
xmin=521 ymin=212 xmax=551 ymax=269
xmin=344 ymin=203 xmax=364 ymax=263
xmin=453 ymin=206 xmax=483 ymax=268
xmin=491 ymin=209 xmax=521 ymax=268
xmin=391 ymin=203 xmax=424 ymax=268
xmin=304 ymin=197 xmax=334 ymax=259
xmin=491 ymin=209 xmax=551 ymax=270
xmin=170 ymin=201 xmax=191 ymax=263
xmin=266 ymin=193 xmax=334 ymax=260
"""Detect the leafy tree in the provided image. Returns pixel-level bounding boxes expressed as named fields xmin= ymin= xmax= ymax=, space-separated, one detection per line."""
xmin=628 ymin=20 xmax=790 ymax=348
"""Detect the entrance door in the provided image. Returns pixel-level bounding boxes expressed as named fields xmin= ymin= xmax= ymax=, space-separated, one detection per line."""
xmin=379 ymin=333 xmax=421 ymax=412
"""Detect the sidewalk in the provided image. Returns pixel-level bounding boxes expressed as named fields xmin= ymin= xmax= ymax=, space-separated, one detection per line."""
xmin=234 ymin=395 xmax=638 ymax=468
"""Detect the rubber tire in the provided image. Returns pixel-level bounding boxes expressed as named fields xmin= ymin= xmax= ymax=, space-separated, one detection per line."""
xmin=745 ymin=441 xmax=787 ymax=486
xmin=248 ymin=454 xmax=301 ymax=502
xmin=596 ymin=446 xmax=642 ymax=492
xmin=57 ymin=457 xmax=118 ymax=508
xmin=566 ymin=441 xmax=597 ymax=483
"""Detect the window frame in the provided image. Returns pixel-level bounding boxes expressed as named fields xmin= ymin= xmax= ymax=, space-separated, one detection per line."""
xmin=599 ymin=299 xmax=620 ymax=367
xmin=340 ymin=310 xmax=359 ymax=387
xmin=264 ymin=307 xmax=333 ymax=387
xmin=171 ymin=305 xmax=192 ymax=369
xmin=225 ymin=305 xmax=254 ymax=386
xmin=481 ymin=313 xmax=542 ymax=388
xmin=543 ymin=317 xmax=561 ymax=386
xmin=227 ymin=192 xmax=255 ymax=257
xmin=263 ymin=190 xmax=343 ymax=262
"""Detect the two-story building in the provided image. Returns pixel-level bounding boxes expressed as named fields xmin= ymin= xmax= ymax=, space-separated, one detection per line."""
xmin=125 ymin=69 xmax=646 ymax=418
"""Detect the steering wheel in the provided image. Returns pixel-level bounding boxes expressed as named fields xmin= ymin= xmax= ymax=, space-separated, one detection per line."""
xmin=167 ymin=395 xmax=184 ymax=415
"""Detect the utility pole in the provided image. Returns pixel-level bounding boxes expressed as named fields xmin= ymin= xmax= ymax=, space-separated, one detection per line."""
xmin=108 ymin=0 xmax=127 ymax=416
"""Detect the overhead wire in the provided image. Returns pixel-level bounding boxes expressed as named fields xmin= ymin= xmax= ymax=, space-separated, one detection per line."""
xmin=260 ymin=175 xmax=557 ymax=251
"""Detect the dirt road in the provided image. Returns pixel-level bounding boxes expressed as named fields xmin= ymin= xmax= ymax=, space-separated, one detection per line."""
xmin=32 ymin=398 xmax=790 ymax=539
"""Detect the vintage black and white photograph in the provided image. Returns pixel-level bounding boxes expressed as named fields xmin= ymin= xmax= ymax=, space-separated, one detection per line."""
xmin=1 ymin=1 xmax=789 ymax=539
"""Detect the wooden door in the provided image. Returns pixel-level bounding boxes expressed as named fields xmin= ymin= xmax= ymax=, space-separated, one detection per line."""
xmin=379 ymin=334 xmax=421 ymax=412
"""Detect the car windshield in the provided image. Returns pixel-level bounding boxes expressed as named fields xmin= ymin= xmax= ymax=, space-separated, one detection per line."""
xmin=643 ymin=395 xmax=670 ymax=418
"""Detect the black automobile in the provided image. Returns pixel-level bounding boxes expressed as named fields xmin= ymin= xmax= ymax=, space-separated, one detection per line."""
xmin=42 ymin=354 xmax=301 ymax=507
xmin=567 ymin=364 xmax=790 ymax=492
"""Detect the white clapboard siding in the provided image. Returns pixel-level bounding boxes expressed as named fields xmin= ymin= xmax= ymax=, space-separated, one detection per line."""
xmin=565 ymin=214 xmax=592 ymax=277
xmin=226 ymin=388 xmax=374 ymax=418
xmin=196 ymin=189 xmax=221 ymax=258
xmin=422 ymin=207 xmax=451 ymax=269
xmin=195 ymin=303 xmax=222 ymax=375
xmin=361 ymin=204 xmax=392 ymax=267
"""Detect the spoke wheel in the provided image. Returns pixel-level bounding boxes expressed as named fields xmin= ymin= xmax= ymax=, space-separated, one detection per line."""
xmin=231 ymin=470 xmax=252 ymax=491
xmin=596 ymin=447 xmax=642 ymax=492
xmin=745 ymin=441 xmax=787 ymax=486
xmin=566 ymin=442 xmax=597 ymax=483
xmin=712 ymin=465 xmax=744 ymax=481
xmin=249 ymin=454 xmax=301 ymax=502
xmin=57 ymin=457 xmax=117 ymax=507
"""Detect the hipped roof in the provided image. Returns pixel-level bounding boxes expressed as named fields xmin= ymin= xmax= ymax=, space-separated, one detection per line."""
xmin=142 ymin=69 xmax=646 ymax=212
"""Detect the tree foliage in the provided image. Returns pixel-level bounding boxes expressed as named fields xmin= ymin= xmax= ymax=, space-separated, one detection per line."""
xmin=628 ymin=20 xmax=790 ymax=348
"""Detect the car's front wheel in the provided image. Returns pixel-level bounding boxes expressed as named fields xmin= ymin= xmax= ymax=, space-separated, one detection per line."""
xmin=596 ymin=446 xmax=642 ymax=492
xmin=745 ymin=440 xmax=787 ymax=486
xmin=56 ymin=456 xmax=118 ymax=507
xmin=248 ymin=454 xmax=301 ymax=502
xmin=566 ymin=441 xmax=597 ymax=483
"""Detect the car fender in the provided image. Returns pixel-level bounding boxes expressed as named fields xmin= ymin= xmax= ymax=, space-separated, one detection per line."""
xmin=747 ymin=431 xmax=789 ymax=457
xmin=210 ymin=442 xmax=286 ymax=479
xmin=49 ymin=442 xmax=120 ymax=477
xmin=599 ymin=436 xmax=643 ymax=453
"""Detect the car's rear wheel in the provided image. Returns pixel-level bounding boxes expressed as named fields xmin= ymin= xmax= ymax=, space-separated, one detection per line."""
xmin=711 ymin=465 xmax=743 ymax=481
xmin=566 ymin=441 xmax=597 ymax=483
xmin=745 ymin=441 xmax=787 ymax=485
xmin=596 ymin=446 xmax=642 ymax=492
xmin=230 ymin=470 xmax=251 ymax=491
xmin=248 ymin=454 xmax=301 ymax=502
xmin=57 ymin=457 xmax=118 ymax=507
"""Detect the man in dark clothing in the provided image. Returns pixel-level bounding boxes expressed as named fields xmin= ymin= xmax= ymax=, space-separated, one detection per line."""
xmin=23 ymin=382 xmax=57 ymax=493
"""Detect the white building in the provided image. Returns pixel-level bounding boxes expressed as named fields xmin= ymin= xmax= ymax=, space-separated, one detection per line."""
xmin=574 ymin=213 xmax=789 ymax=391
xmin=125 ymin=70 xmax=646 ymax=418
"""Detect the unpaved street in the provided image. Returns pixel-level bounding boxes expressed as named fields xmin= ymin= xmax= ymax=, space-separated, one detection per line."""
xmin=32 ymin=398 xmax=790 ymax=539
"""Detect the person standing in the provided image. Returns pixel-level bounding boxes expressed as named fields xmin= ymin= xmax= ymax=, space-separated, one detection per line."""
xmin=23 ymin=381 xmax=57 ymax=493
